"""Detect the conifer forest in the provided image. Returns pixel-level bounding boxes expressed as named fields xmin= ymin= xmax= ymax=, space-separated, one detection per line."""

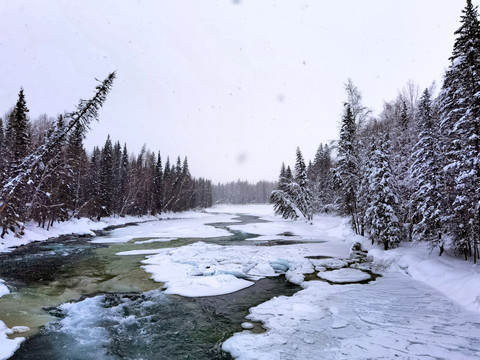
xmin=0 ymin=73 xmax=213 ymax=237
xmin=271 ymin=0 xmax=480 ymax=262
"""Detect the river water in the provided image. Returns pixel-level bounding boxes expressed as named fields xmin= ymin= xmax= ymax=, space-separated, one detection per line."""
xmin=0 ymin=215 xmax=299 ymax=359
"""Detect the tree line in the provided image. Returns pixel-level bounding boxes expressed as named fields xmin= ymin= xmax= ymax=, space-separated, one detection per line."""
xmin=213 ymin=180 xmax=276 ymax=204
xmin=271 ymin=0 xmax=480 ymax=262
xmin=0 ymin=73 xmax=212 ymax=237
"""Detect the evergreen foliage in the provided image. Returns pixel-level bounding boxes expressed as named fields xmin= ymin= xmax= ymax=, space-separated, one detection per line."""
xmin=333 ymin=105 xmax=361 ymax=233
xmin=270 ymin=1 xmax=480 ymax=261
xmin=439 ymin=0 xmax=480 ymax=261
xmin=411 ymin=89 xmax=446 ymax=253
xmin=364 ymin=133 xmax=401 ymax=250
xmin=0 ymin=73 xmax=213 ymax=237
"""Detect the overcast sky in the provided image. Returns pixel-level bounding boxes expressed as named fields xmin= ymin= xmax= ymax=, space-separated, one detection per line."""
xmin=0 ymin=0 xmax=470 ymax=183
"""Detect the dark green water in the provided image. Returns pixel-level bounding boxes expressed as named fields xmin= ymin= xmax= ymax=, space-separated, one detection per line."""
xmin=0 ymin=215 xmax=300 ymax=359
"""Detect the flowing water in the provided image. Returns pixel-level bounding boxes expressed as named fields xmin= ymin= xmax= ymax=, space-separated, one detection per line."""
xmin=0 ymin=215 xmax=300 ymax=359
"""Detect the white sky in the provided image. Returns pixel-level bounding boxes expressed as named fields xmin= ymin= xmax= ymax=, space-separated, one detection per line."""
xmin=0 ymin=0 xmax=470 ymax=183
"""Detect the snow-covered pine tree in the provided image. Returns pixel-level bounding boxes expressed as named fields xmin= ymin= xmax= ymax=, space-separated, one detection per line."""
xmin=0 ymin=89 xmax=31 ymax=235
xmin=6 ymin=88 xmax=31 ymax=163
xmin=365 ymin=132 xmax=401 ymax=250
xmin=333 ymin=104 xmax=361 ymax=233
xmin=311 ymin=143 xmax=334 ymax=212
xmin=439 ymin=0 xmax=480 ymax=261
xmin=386 ymin=95 xmax=417 ymax=241
xmin=0 ymin=72 xmax=115 ymax=235
xmin=293 ymin=147 xmax=313 ymax=220
xmin=411 ymin=89 xmax=446 ymax=254
xmin=270 ymin=163 xmax=298 ymax=219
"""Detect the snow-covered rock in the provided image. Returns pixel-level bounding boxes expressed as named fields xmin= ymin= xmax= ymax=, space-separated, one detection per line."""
xmin=317 ymin=268 xmax=372 ymax=283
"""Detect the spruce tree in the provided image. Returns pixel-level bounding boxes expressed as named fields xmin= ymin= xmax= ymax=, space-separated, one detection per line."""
xmin=365 ymin=133 xmax=401 ymax=250
xmin=270 ymin=163 xmax=298 ymax=219
xmin=99 ymin=136 xmax=114 ymax=217
xmin=294 ymin=147 xmax=313 ymax=220
xmin=439 ymin=0 xmax=480 ymax=261
xmin=333 ymin=105 xmax=361 ymax=233
xmin=152 ymin=152 xmax=163 ymax=214
xmin=411 ymin=89 xmax=445 ymax=254
xmin=7 ymin=88 xmax=31 ymax=163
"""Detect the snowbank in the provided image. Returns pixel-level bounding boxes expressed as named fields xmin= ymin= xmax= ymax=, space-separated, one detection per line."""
xmin=366 ymin=242 xmax=480 ymax=313
xmin=92 ymin=212 xmax=234 ymax=244
xmin=0 ymin=321 xmax=26 ymax=360
xmin=0 ymin=209 xmax=224 ymax=253
xmin=0 ymin=214 xmax=161 ymax=253
xmin=0 ymin=280 xmax=9 ymax=299
xmin=222 ymin=273 xmax=480 ymax=359
xmin=316 ymin=268 xmax=372 ymax=283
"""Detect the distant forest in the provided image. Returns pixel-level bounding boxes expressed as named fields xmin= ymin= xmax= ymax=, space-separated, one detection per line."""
xmin=271 ymin=0 xmax=480 ymax=262
xmin=0 ymin=73 xmax=212 ymax=237
xmin=213 ymin=180 xmax=276 ymax=204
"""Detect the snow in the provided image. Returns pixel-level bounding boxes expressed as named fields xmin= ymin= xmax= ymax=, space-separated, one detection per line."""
xmin=223 ymin=274 xmax=480 ymax=359
xmin=241 ymin=322 xmax=254 ymax=330
xmin=140 ymin=226 xmax=352 ymax=297
xmin=116 ymin=249 xmax=165 ymax=256
xmin=134 ymin=238 xmax=176 ymax=244
xmin=367 ymin=242 xmax=480 ymax=313
xmin=0 ymin=321 xmax=26 ymax=360
xmin=0 ymin=210 xmax=224 ymax=253
xmin=317 ymin=268 xmax=372 ymax=283
xmin=0 ymin=214 xmax=157 ymax=253
xmin=91 ymin=212 xmax=234 ymax=244
xmin=0 ymin=280 xmax=9 ymax=299
xmin=141 ymin=241 xmax=313 ymax=296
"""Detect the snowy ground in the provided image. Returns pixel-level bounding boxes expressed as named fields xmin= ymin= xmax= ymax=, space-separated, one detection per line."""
xmin=223 ymin=273 xmax=480 ymax=359
xmin=2 ymin=204 xmax=480 ymax=359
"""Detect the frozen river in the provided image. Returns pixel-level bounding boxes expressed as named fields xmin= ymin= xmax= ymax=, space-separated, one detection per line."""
xmin=1 ymin=205 xmax=480 ymax=359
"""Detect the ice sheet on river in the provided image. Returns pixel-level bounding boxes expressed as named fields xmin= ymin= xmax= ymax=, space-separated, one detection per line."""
xmin=141 ymin=241 xmax=349 ymax=297
xmin=223 ymin=273 xmax=480 ymax=359
xmin=91 ymin=213 xmax=234 ymax=244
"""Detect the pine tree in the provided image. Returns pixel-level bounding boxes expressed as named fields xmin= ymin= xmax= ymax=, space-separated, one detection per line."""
xmin=270 ymin=163 xmax=298 ymax=220
xmin=365 ymin=133 xmax=401 ymax=250
xmin=112 ymin=141 xmax=122 ymax=215
xmin=294 ymin=147 xmax=313 ymax=220
xmin=311 ymin=143 xmax=334 ymax=212
xmin=99 ymin=135 xmax=114 ymax=217
xmin=118 ymin=143 xmax=130 ymax=215
xmin=163 ymin=157 xmax=173 ymax=211
xmin=411 ymin=89 xmax=446 ymax=254
xmin=6 ymin=88 xmax=31 ymax=163
xmin=439 ymin=0 xmax=480 ymax=261
xmin=0 ymin=118 xmax=5 ymax=184
xmin=333 ymin=105 xmax=361 ymax=233
xmin=152 ymin=152 xmax=163 ymax=214
xmin=0 ymin=72 xmax=115 ymax=236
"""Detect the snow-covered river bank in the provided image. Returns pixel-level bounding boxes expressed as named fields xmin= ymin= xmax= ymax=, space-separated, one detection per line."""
xmin=1 ymin=204 xmax=480 ymax=359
